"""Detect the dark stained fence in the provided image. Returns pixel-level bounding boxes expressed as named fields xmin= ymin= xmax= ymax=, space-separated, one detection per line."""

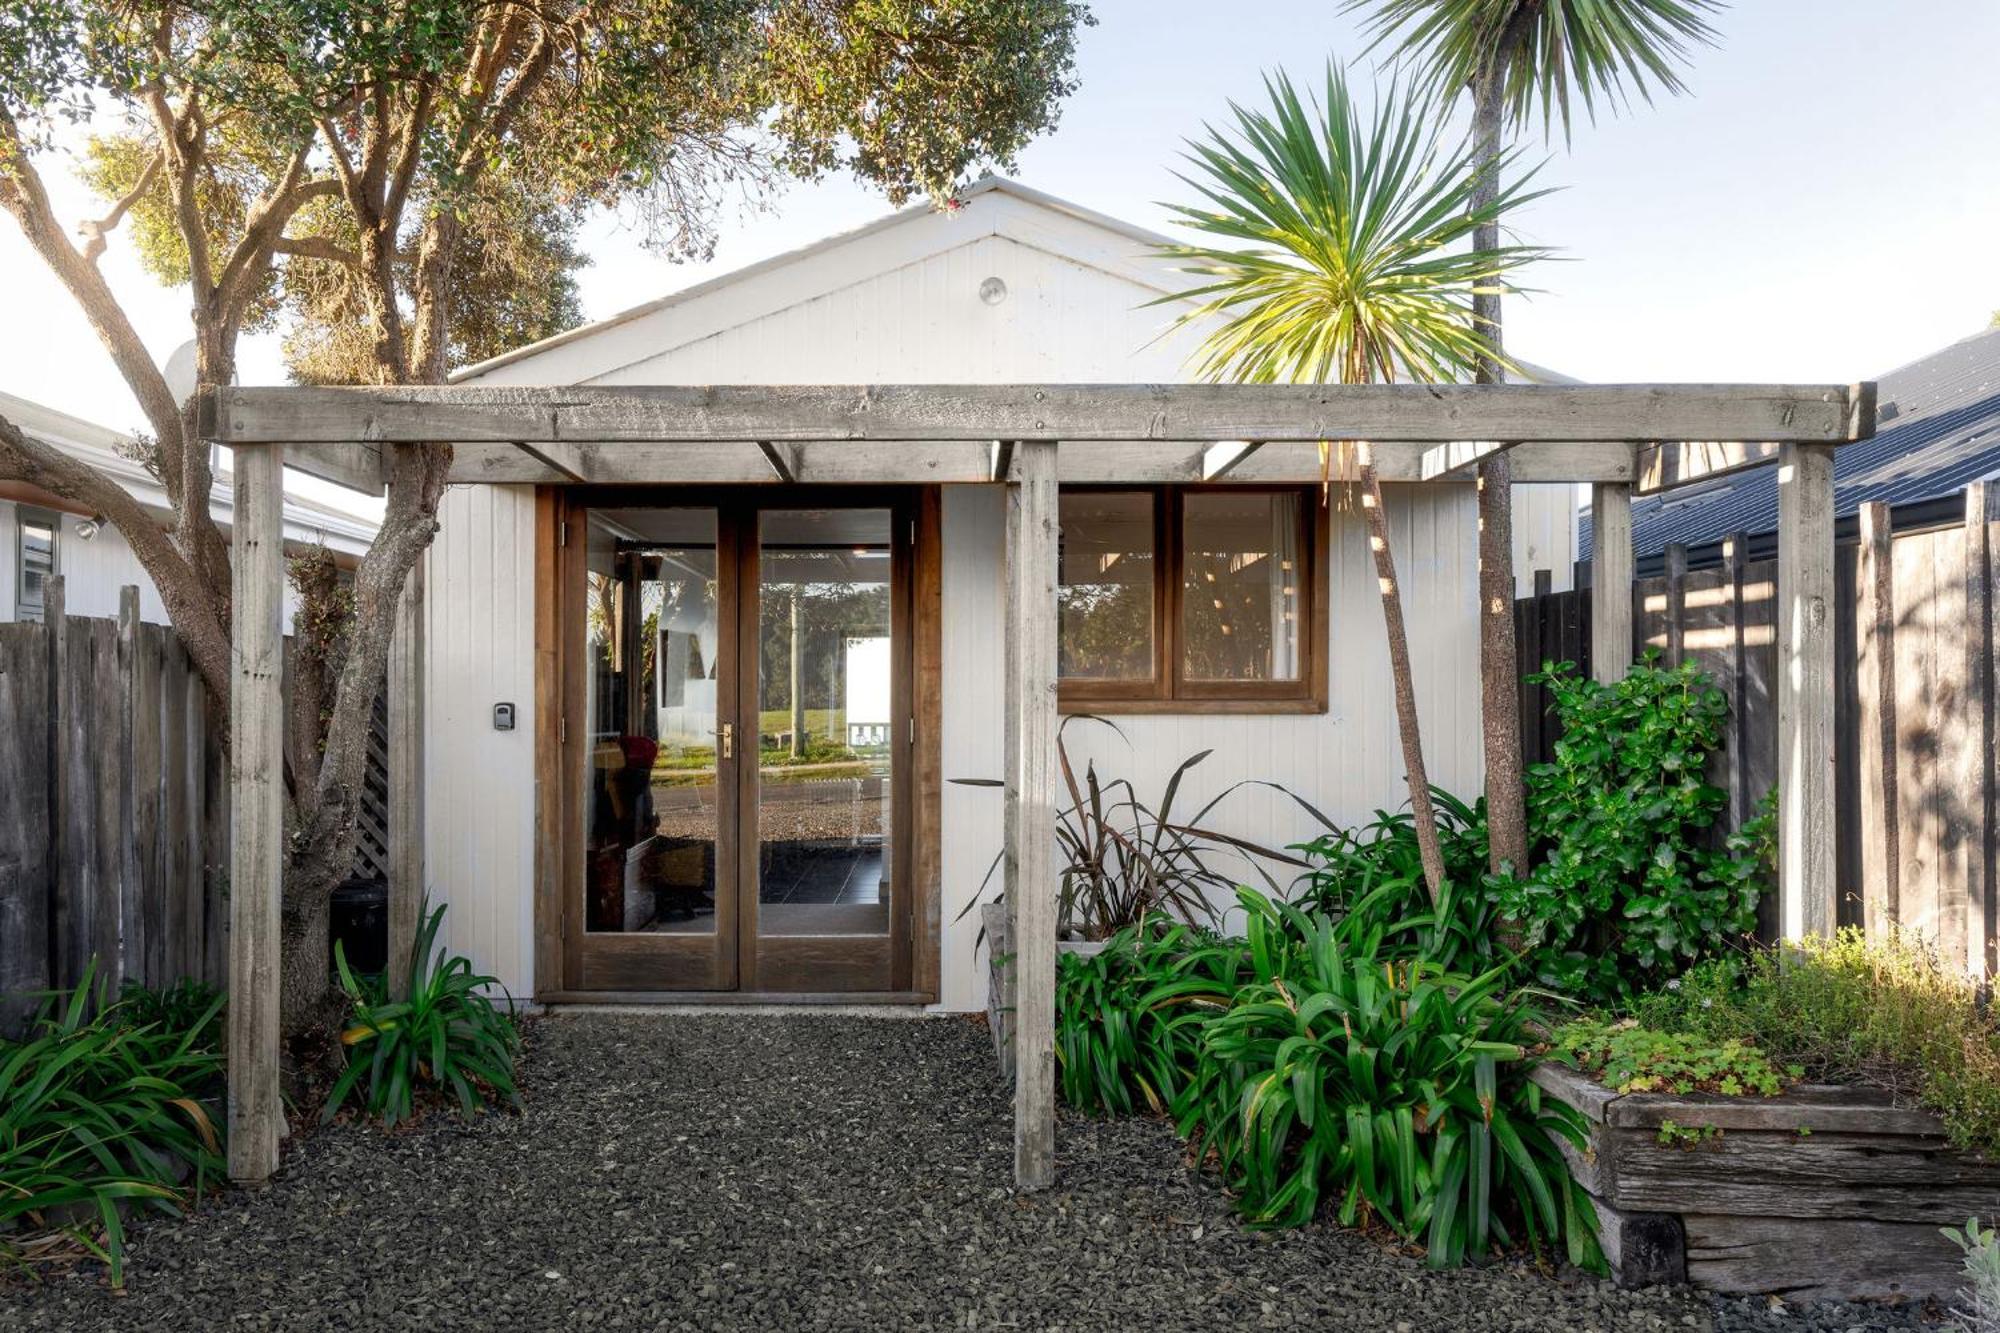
xmin=1518 ymin=484 xmax=2000 ymax=972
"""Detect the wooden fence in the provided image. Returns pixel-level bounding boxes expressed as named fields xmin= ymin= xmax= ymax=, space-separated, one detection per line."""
xmin=0 ymin=577 xmax=394 ymax=1032
xmin=0 ymin=580 xmax=227 ymax=1032
xmin=1517 ymin=483 xmax=2000 ymax=971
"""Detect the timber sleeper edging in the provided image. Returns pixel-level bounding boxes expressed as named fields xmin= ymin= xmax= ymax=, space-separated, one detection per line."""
xmin=1532 ymin=1060 xmax=1997 ymax=1304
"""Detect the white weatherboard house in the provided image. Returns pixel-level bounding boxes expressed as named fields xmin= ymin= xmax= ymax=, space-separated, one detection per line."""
xmin=0 ymin=389 xmax=377 ymax=626
xmin=418 ymin=178 xmax=1580 ymax=1010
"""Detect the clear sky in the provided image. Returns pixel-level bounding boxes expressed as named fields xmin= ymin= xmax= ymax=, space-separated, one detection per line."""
xmin=4 ymin=0 xmax=1998 ymax=448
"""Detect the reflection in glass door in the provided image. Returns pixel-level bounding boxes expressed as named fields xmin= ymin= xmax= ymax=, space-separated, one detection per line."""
xmin=745 ymin=508 xmax=903 ymax=991
xmin=573 ymin=506 xmax=737 ymax=991
xmin=566 ymin=494 xmax=911 ymax=995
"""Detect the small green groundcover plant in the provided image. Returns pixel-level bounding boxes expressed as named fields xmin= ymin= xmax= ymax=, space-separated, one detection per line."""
xmin=1622 ymin=929 xmax=2000 ymax=1159
xmin=1551 ymin=1017 xmax=1792 ymax=1098
xmin=1947 ymin=1217 xmax=2000 ymax=1333
xmin=1053 ymin=888 xmax=1602 ymax=1272
xmin=325 ymin=902 xmax=521 ymax=1129
xmin=1 ymin=966 xmax=225 ymax=1287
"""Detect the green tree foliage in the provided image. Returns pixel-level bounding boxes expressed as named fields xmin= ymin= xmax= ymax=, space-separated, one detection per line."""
xmin=0 ymin=0 xmax=1092 ymax=1028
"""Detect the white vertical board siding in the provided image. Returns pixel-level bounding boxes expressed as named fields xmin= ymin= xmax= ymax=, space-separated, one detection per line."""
xmin=421 ymin=484 xmax=538 ymax=997
xmin=1513 ymin=483 xmax=1580 ymax=593
xmin=445 ymin=184 xmax=1578 ymax=1003
xmin=938 ymin=482 xmax=1487 ymax=1010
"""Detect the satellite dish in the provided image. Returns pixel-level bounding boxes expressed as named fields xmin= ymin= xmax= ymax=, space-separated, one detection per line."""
xmin=163 ymin=340 xmax=204 ymax=407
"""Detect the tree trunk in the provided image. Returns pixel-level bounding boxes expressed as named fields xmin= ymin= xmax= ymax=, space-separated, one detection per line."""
xmin=1471 ymin=65 xmax=1528 ymax=878
xmin=1356 ymin=444 xmax=1449 ymax=899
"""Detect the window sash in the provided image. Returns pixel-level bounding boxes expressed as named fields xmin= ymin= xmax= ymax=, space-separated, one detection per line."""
xmin=1056 ymin=486 xmax=1322 ymax=712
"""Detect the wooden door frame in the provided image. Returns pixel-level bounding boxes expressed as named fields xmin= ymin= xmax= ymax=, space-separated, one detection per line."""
xmin=532 ymin=484 xmax=943 ymax=1003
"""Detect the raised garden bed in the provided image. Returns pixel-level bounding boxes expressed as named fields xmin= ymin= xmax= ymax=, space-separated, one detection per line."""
xmin=1534 ymin=1060 xmax=1999 ymax=1303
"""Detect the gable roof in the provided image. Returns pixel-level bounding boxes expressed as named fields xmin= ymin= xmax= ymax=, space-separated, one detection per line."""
xmin=453 ymin=177 xmax=1193 ymax=385
xmin=1602 ymin=327 xmax=2000 ymax=564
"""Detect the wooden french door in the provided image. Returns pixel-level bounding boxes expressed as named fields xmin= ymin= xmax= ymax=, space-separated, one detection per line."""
xmin=559 ymin=489 xmax=916 ymax=995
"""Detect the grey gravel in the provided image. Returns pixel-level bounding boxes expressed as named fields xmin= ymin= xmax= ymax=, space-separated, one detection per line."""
xmin=2 ymin=1013 xmax=1933 ymax=1331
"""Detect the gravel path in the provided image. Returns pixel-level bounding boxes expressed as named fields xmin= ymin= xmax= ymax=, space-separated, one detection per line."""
xmin=3 ymin=1013 xmax=1930 ymax=1332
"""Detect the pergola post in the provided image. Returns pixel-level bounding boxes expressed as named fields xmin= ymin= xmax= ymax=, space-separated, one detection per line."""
xmin=1777 ymin=442 xmax=1837 ymax=938
xmin=1590 ymin=481 xmax=1633 ymax=683
xmin=1004 ymin=439 xmax=1058 ymax=1191
xmin=228 ymin=441 xmax=286 ymax=1183
xmin=387 ymin=562 xmax=426 ymax=997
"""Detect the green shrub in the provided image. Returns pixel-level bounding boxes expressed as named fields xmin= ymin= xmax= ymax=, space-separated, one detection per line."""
xmin=1498 ymin=654 xmax=1772 ymax=1004
xmin=1054 ymin=917 xmax=1241 ymax=1117
xmin=1630 ymin=930 xmax=2000 ymax=1157
xmin=1 ymin=964 xmax=225 ymax=1287
xmin=324 ymin=903 xmax=520 ymax=1128
xmin=1290 ymin=789 xmax=1500 ymax=975
xmin=1552 ymin=1017 xmax=1791 ymax=1097
xmin=1177 ymin=890 xmax=1600 ymax=1271
xmin=115 ymin=976 xmax=225 ymax=1040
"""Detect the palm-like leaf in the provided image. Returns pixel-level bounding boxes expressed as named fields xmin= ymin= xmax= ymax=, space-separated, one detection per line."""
xmin=1157 ymin=65 xmax=1550 ymax=389
xmin=1351 ymin=0 xmax=1724 ymax=141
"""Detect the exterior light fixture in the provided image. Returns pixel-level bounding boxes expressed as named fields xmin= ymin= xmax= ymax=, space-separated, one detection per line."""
xmin=978 ymin=276 xmax=1008 ymax=306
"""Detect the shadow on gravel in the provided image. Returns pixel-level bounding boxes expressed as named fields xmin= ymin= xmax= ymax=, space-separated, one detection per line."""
xmin=0 ymin=1013 xmax=1930 ymax=1332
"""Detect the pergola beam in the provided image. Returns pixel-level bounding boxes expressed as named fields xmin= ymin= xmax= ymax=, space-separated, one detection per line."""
xmin=205 ymin=382 xmax=1874 ymax=446
xmin=289 ymin=436 xmax=1646 ymax=487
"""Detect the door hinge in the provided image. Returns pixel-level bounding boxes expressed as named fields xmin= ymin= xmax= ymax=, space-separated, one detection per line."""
xmin=559 ymin=519 xmax=569 ymax=548
xmin=559 ymin=715 xmax=568 ymax=745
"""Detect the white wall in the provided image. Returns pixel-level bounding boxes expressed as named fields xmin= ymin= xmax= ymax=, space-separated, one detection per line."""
xmin=436 ymin=185 xmax=1579 ymax=1004
xmin=936 ymin=483 xmax=1493 ymax=1009
xmin=420 ymin=484 xmax=540 ymax=997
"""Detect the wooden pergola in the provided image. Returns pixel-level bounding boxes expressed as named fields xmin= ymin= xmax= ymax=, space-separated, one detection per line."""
xmin=201 ymin=380 xmax=1874 ymax=1189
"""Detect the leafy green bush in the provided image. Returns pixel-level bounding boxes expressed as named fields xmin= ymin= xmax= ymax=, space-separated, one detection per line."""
xmin=1946 ymin=1216 xmax=2000 ymax=1333
xmin=115 ymin=976 xmax=224 ymax=1038
xmin=1290 ymin=789 xmax=1500 ymax=974
xmin=1 ymin=965 xmax=225 ymax=1287
xmin=324 ymin=903 xmax=520 ymax=1128
xmin=1054 ymin=917 xmax=1241 ymax=1117
xmin=1176 ymin=890 xmax=1599 ymax=1270
xmin=1553 ymin=1017 xmax=1791 ymax=1097
xmin=1498 ymin=654 xmax=1772 ymax=1004
xmin=1629 ymin=930 xmax=2000 ymax=1157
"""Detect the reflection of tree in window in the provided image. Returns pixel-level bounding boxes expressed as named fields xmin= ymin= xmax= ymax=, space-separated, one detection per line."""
xmin=1058 ymin=491 xmax=1155 ymax=681
xmin=1181 ymin=492 xmax=1301 ymax=683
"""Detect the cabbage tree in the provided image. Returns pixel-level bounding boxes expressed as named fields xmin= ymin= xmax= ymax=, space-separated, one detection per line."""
xmin=1351 ymin=0 xmax=1726 ymax=876
xmin=1158 ymin=65 xmax=1547 ymax=898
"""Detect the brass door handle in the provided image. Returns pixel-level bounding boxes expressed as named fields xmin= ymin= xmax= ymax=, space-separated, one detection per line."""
xmin=716 ymin=722 xmax=734 ymax=760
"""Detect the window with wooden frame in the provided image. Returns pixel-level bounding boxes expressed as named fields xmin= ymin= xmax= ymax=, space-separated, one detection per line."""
xmin=1057 ymin=486 xmax=1327 ymax=713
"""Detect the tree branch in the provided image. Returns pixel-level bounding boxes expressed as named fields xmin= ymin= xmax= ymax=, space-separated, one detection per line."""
xmin=0 ymin=112 xmax=188 ymax=479
xmin=0 ymin=411 xmax=230 ymax=701
xmin=77 ymin=148 xmax=163 ymax=263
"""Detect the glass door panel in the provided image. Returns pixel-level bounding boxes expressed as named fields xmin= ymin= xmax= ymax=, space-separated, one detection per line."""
xmin=746 ymin=507 xmax=900 ymax=991
xmin=573 ymin=506 xmax=735 ymax=990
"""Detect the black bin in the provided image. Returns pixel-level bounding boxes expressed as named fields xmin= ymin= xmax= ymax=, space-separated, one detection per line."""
xmin=330 ymin=875 xmax=389 ymax=977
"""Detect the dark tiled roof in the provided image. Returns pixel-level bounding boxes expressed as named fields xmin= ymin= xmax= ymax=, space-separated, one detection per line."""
xmin=1582 ymin=327 xmax=2000 ymax=561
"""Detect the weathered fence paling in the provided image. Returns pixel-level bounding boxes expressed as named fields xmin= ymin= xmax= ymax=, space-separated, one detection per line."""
xmin=1521 ymin=484 xmax=2000 ymax=971
xmin=0 ymin=579 xmax=227 ymax=1034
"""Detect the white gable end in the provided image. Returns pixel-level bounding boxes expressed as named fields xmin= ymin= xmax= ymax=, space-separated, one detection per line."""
xmin=459 ymin=180 xmax=1209 ymax=388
